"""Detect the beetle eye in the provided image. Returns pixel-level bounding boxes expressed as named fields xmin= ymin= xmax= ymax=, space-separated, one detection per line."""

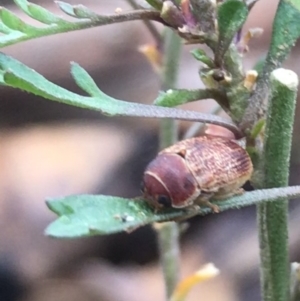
xmin=157 ymin=195 xmax=172 ymax=207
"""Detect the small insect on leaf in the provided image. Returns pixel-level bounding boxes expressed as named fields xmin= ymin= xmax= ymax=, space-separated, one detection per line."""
xmin=142 ymin=136 xmax=253 ymax=211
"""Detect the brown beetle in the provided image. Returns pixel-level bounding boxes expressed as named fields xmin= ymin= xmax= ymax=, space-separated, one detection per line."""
xmin=141 ymin=136 xmax=253 ymax=212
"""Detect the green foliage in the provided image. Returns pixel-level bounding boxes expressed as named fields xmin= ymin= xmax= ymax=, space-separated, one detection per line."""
xmin=0 ymin=53 xmax=240 ymax=135
xmin=215 ymin=0 xmax=248 ymax=65
xmin=258 ymin=69 xmax=298 ymax=301
xmin=0 ymin=53 xmax=122 ymax=113
xmin=1 ymin=1 xmax=300 ymax=299
xmin=241 ymin=0 xmax=300 ymax=132
xmin=154 ymin=89 xmax=221 ymax=107
xmin=14 ymin=0 xmax=68 ymax=24
xmin=45 ymin=195 xmax=180 ymax=237
xmin=0 ymin=7 xmax=36 ymax=33
xmin=0 ymin=0 xmax=162 ymax=48
xmin=55 ymin=1 xmax=78 ymax=17
xmin=267 ymin=0 xmax=300 ymax=69
xmin=45 ymin=186 xmax=300 ymax=238
xmin=191 ymin=49 xmax=214 ymax=68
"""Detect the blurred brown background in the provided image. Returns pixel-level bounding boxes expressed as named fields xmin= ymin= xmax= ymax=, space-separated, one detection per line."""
xmin=0 ymin=1 xmax=300 ymax=301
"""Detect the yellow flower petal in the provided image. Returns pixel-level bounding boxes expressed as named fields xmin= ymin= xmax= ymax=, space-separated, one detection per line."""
xmin=138 ymin=44 xmax=162 ymax=73
xmin=171 ymin=263 xmax=220 ymax=301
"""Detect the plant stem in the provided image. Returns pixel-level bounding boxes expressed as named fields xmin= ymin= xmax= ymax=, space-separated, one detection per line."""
xmin=156 ymin=28 xmax=182 ymax=301
xmin=257 ymin=69 xmax=298 ymax=301
xmin=159 ymin=27 xmax=182 ymax=148
xmin=291 ymin=263 xmax=300 ymax=301
xmin=156 ymin=222 xmax=181 ymax=299
xmin=0 ymin=7 xmax=165 ymax=48
xmin=240 ymin=0 xmax=300 ymax=132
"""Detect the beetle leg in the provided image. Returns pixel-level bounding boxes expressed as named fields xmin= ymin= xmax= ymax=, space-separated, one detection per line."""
xmin=173 ymin=205 xmax=202 ymax=222
xmin=194 ymin=192 xmax=220 ymax=213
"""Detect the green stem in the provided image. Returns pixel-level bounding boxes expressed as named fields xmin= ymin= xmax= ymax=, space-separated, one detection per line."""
xmin=240 ymin=0 xmax=300 ymax=132
xmin=257 ymin=68 xmax=298 ymax=301
xmin=159 ymin=28 xmax=182 ymax=148
xmin=157 ymin=28 xmax=182 ymax=301
xmin=157 ymin=222 xmax=181 ymax=299
xmin=291 ymin=263 xmax=300 ymax=301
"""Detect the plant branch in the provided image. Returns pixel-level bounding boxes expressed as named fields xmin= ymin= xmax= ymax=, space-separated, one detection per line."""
xmin=257 ymin=68 xmax=298 ymax=301
xmin=0 ymin=53 xmax=242 ymax=137
xmin=157 ymin=28 xmax=182 ymax=301
xmin=291 ymin=263 xmax=300 ymax=301
xmin=121 ymin=103 xmax=242 ymax=137
xmin=45 ymin=185 xmax=300 ymax=238
xmin=240 ymin=0 xmax=300 ymax=133
xmin=0 ymin=52 xmax=241 ymax=137
xmin=156 ymin=222 xmax=181 ymax=300
xmin=154 ymin=88 xmax=228 ymax=109
xmin=0 ymin=4 xmax=166 ymax=48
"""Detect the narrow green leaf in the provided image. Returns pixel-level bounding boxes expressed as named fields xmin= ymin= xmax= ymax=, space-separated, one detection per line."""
xmin=0 ymin=52 xmax=122 ymax=114
xmin=70 ymin=62 xmax=103 ymax=97
xmin=0 ymin=6 xmax=163 ymax=48
xmin=0 ymin=22 xmax=12 ymax=34
xmin=191 ymin=49 xmax=214 ymax=67
xmin=216 ymin=0 xmax=248 ymax=65
xmin=154 ymin=89 xmax=221 ymax=107
xmin=0 ymin=31 xmax=25 ymax=47
xmin=45 ymin=186 xmax=300 ymax=238
xmin=14 ymin=0 xmax=68 ymax=25
xmin=13 ymin=0 xmax=30 ymax=14
xmin=13 ymin=0 xmax=67 ymax=25
xmin=0 ymin=53 xmax=241 ymax=135
xmin=73 ymin=5 xmax=98 ymax=19
xmin=266 ymin=0 xmax=300 ymax=68
xmin=55 ymin=1 xmax=77 ymax=18
xmin=27 ymin=3 xmax=69 ymax=25
xmin=0 ymin=7 xmax=37 ymax=34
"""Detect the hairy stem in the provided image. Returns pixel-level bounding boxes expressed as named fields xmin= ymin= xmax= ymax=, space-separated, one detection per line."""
xmin=291 ymin=263 xmax=300 ymax=301
xmin=157 ymin=222 xmax=181 ymax=299
xmin=257 ymin=69 xmax=298 ymax=301
xmin=159 ymin=27 xmax=182 ymax=148
xmin=240 ymin=0 xmax=300 ymax=133
xmin=157 ymin=28 xmax=182 ymax=301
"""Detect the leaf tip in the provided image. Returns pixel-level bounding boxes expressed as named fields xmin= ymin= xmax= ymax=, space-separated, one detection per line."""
xmin=70 ymin=61 xmax=80 ymax=69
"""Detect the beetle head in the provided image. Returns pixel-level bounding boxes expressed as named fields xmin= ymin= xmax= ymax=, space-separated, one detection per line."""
xmin=141 ymin=152 xmax=200 ymax=210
